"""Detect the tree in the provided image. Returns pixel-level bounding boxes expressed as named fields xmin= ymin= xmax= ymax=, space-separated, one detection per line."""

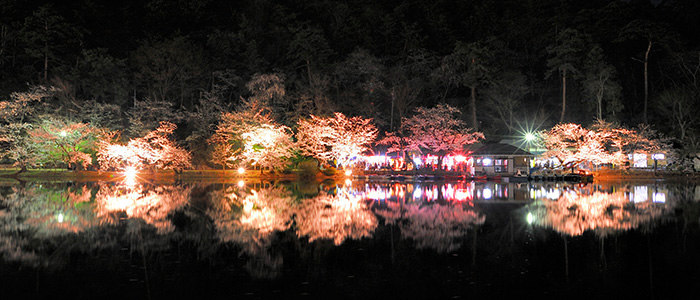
xmin=296 ymin=112 xmax=377 ymax=168
xmin=443 ymin=41 xmax=495 ymax=129
xmin=28 ymin=116 xmax=106 ymax=169
xmin=546 ymin=28 xmax=585 ymax=123
xmin=400 ymin=104 xmax=484 ymax=169
xmin=539 ymin=121 xmax=666 ymax=169
xmin=656 ymin=87 xmax=698 ymax=141
xmin=127 ymin=97 xmax=183 ymax=137
xmin=20 ymin=5 xmax=83 ymax=81
xmin=0 ymin=86 xmax=55 ymax=171
xmin=132 ymin=36 xmax=206 ymax=106
xmin=484 ymin=70 xmax=528 ymax=133
xmin=239 ymin=124 xmax=296 ymax=171
xmin=618 ymin=20 xmax=679 ymax=124
xmin=208 ymin=80 xmax=278 ymax=169
xmin=581 ymin=45 xmax=622 ymax=120
xmin=71 ymin=48 xmax=129 ymax=105
xmin=97 ymin=121 xmax=191 ymax=171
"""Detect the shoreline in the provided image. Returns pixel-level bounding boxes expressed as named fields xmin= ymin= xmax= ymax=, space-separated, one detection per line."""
xmin=1 ymin=168 xmax=698 ymax=183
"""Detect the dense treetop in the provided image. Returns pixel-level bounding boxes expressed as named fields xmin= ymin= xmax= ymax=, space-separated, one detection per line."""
xmin=1 ymin=0 xmax=699 ymax=146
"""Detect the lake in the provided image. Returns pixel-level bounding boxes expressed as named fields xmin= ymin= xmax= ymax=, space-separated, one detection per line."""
xmin=1 ymin=178 xmax=699 ymax=299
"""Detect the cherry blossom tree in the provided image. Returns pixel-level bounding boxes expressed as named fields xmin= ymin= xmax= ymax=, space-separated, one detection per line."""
xmin=400 ymin=104 xmax=484 ymax=169
xmin=28 ymin=117 xmax=107 ymax=169
xmin=0 ymin=86 xmax=56 ymax=171
xmin=296 ymin=112 xmax=377 ymax=168
xmin=539 ymin=121 xmax=668 ymax=169
xmin=97 ymin=121 xmax=191 ymax=172
xmin=239 ymin=124 xmax=296 ymax=171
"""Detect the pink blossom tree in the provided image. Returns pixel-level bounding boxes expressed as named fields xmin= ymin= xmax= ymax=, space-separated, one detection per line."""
xmin=400 ymin=104 xmax=484 ymax=169
xmin=296 ymin=112 xmax=377 ymax=168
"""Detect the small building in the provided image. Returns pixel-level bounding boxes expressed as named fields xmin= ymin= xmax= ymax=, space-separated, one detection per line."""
xmin=471 ymin=143 xmax=534 ymax=176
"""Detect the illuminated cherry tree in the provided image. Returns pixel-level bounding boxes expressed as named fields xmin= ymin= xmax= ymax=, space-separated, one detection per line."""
xmin=539 ymin=121 xmax=667 ymax=168
xmin=97 ymin=121 xmax=192 ymax=171
xmin=400 ymin=104 xmax=483 ymax=168
xmin=239 ymin=124 xmax=295 ymax=171
xmin=296 ymin=112 xmax=377 ymax=168
xmin=0 ymin=86 xmax=55 ymax=171
xmin=28 ymin=117 xmax=107 ymax=169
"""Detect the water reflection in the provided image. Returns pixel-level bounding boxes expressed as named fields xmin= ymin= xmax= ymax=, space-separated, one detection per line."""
xmin=0 ymin=179 xmax=696 ymax=281
xmin=296 ymin=188 xmax=377 ymax=245
xmin=95 ymin=183 xmax=191 ymax=233
xmin=525 ymin=183 xmax=675 ymax=236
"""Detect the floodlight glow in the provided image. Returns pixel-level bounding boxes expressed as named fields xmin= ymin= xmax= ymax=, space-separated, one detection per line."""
xmin=526 ymin=212 xmax=534 ymax=225
xmin=123 ymin=166 xmax=138 ymax=186
xmin=345 ymin=169 xmax=352 ymax=176
xmin=525 ymin=132 xmax=536 ymax=142
xmin=57 ymin=213 xmax=64 ymax=223
xmin=237 ymin=167 xmax=245 ymax=174
xmin=59 ymin=130 xmax=67 ymax=137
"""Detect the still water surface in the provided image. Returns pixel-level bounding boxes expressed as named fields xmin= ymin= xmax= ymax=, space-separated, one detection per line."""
xmin=1 ymin=178 xmax=699 ymax=299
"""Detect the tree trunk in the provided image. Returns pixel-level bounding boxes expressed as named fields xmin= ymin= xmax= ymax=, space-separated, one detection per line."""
xmin=560 ymin=69 xmax=567 ymax=123
xmin=643 ymin=39 xmax=652 ymax=124
xmin=471 ymin=86 xmax=478 ymax=129
xmin=43 ymin=20 xmax=48 ymax=82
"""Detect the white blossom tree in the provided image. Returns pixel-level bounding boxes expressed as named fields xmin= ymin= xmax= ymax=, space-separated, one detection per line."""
xmin=296 ymin=112 xmax=377 ymax=168
xmin=239 ymin=124 xmax=296 ymax=171
xmin=97 ymin=121 xmax=191 ymax=172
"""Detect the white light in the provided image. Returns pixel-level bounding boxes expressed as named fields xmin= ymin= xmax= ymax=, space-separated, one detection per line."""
xmin=652 ymin=153 xmax=665 ymax=160
xmin=483 ymin=187 xmax=492 ymax=199
xmin=653 ymin=192 xmax=666 ymax=203
xmin=59 ymin=130 xmax=67 ymax=137
xmin=124 ymin=166 xmax=137 ymax=186
xmin=345 ymin=169 xmax=352 ymax=176
xmin=237 ymin=180 xmax=245 ymax=188
xmin=237 ymin=167 xmax=245 ymax=174
xmin=57 ymin=213 xmax=64 ymax=223
xmin=345 ymin=179 xmax=352 ymax=186
xmin=526 ymin=212 xmax=534 ymax=225
xmin=482 ymin=158 xmax=493 ymax=166
xmin=525 ymin=132 xmax=536 ymax=142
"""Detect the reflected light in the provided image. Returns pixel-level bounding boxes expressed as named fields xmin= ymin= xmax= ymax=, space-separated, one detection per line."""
xmin=526 ymin=212 xmax=534 ymax=225
xmin=345 ymin=179 xmax=352 ymax=186
xmin=237 ymin=180 xmax=245 ymax=188
xmin=483 ymin=188 xmax=492 ymax=200
xmin=57 ymin=213 xmax=64 ymax=223
xmin=123 ymin=166 xmax=137 ymax=186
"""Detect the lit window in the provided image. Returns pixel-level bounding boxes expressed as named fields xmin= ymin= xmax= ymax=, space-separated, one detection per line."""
xmin=483 ymin=158 xmax=493 ymax=166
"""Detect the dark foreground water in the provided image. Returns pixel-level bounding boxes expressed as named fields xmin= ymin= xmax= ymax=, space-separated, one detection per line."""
xmin=1 ymin=178 xmax=699 ymax=299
